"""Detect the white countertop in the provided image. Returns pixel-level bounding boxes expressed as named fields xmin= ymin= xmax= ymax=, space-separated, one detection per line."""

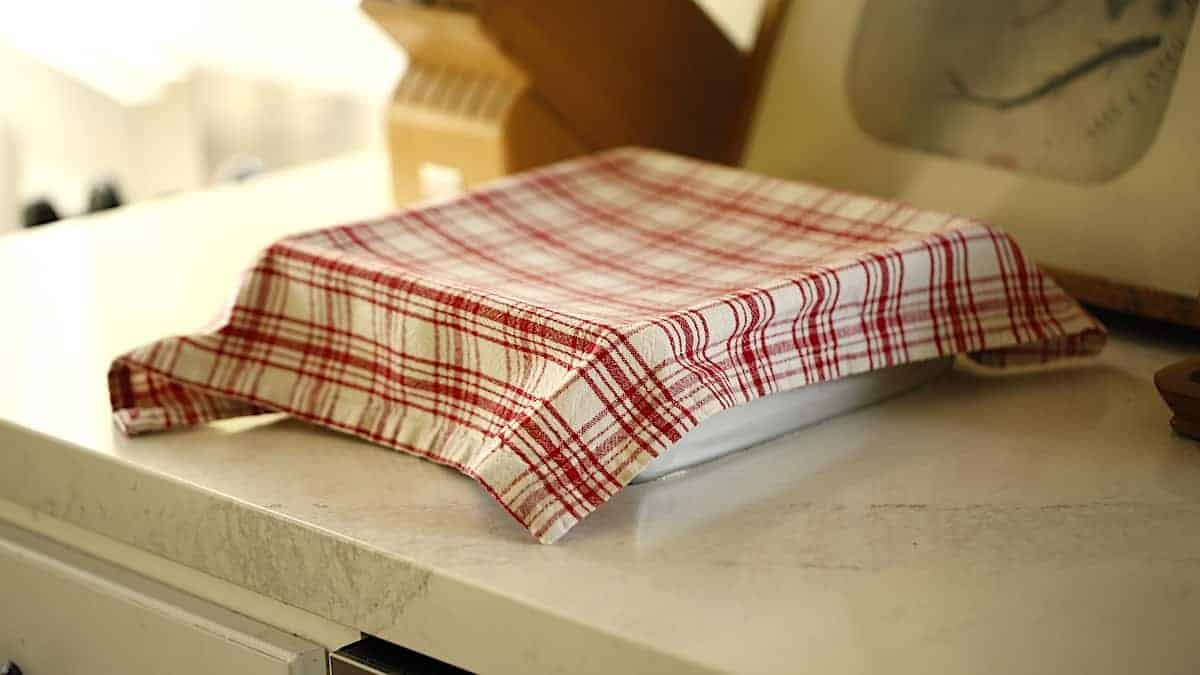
xmin=2 ymin=153 xmax=1199 ymax=675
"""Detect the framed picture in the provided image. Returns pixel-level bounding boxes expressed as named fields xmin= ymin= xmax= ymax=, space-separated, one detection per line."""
xmin=744 ymin=0 xmax=1200 ymax=326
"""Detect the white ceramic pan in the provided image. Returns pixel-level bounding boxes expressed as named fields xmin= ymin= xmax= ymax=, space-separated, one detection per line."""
xmin=633 ymin=357 xmax=954 ymax=483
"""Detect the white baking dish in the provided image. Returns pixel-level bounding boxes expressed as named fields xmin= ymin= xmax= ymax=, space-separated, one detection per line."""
xmin=633 ymin=357 xmax=954 ymax=483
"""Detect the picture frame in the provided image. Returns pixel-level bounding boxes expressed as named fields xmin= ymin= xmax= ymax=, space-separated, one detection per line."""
xmin=743 ymin=0 xmax=1200 ymax=327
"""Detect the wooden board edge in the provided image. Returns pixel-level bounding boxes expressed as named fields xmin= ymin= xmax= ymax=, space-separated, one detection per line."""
xmin=1044 ymin=265 xmax=1200 ymax=329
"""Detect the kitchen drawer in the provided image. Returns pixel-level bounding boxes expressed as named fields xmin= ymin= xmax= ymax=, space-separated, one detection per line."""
xmin=0 ymin=520 xmax=325 ymax=675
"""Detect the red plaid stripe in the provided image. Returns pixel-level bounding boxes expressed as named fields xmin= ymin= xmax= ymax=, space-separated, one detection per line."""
xmin=108 ymin=148 xmax=1104 ymax=543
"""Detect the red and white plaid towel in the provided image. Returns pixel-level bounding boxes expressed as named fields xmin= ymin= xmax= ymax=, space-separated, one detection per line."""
xmin=109 ymin=148 xmax=1104 ymax=543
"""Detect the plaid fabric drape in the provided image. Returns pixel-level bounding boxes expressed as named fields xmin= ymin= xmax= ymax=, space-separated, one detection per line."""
xmin=110 ymin=148 xmax=1104 ymax=543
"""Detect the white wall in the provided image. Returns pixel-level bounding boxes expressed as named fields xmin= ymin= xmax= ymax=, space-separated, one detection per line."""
xmin=0 ymin=41 xmax=204 ymax=230
xmin=695 ymin=0 xmax=766 ymax=50
xmin=0 ymin=0 xmax=403 ymax=233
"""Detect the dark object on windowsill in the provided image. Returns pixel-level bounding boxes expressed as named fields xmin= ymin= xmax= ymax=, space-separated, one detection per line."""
xmin=87 ymin=180 xmax=123 ymax=213
xmin=21 ymin=198 xmax=59 ymax=228
xmin=1155 ymin=358 xmax=1200 ymax=440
